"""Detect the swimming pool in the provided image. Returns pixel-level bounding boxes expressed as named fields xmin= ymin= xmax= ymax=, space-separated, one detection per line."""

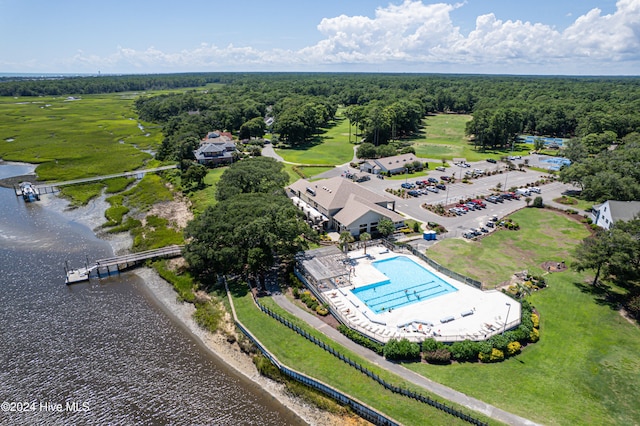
xmin=352 ymin=256 xmax=458 ymax=313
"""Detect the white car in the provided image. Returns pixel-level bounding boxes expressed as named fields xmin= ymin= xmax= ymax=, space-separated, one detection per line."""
xmin=530 ymin=186 xmax=541 ymax=193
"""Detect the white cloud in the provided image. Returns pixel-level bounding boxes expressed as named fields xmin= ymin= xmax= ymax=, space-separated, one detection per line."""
xmin=60 ymin=0 xmax=640 ymax=74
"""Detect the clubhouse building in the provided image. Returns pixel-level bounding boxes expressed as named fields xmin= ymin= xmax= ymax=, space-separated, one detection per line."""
xmin=287 ymin=176 xmax=404 ymax=236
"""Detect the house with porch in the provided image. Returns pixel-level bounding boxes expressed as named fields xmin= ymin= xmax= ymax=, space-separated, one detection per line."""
xmin=287 ymin=176 xmax=404 ymax=236
xmin=194 ymin=131 xmax=237 ymax=165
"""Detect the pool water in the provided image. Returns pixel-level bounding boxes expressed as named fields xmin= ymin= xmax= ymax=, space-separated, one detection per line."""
xmin=352 ymin=256 xmax=458 ymax=313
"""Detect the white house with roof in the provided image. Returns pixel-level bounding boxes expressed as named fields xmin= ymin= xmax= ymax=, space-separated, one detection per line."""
xmin=359 ymin=153 xmax=421 ymax=175
xmin=591 ymin=200 xmax=640 ymax=229
xmin=288 ymin=176 xmax=404 ymax=236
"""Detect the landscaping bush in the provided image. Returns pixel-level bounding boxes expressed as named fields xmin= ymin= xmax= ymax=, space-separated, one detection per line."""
xmin=479 ymin=348 xmax=505 ymax=363
xmin=532 ymin=196 xmax=544 ymax=208
xmin=449 ymin=340 xmax=479 ymax=362
xmin=488 ymin=334 xmax=510 ymax=352
xmin=421 ymin=337 xmax=441 ymax=352
xmin=529 ymin=327 xmax=540 ymax=343
xmin=423 ymin=348 xmax=452 ymax=364
xmin=337 ymin=324 xmax=384 ymax=355
xmin=506 ymin=341 xmax=522 ymax=356
xmin=383 ymin=338 xmax=421 ymax=361
xmin=315 ymin=305 xmax=329 ymax=316
xmin=531 ymin=313 xmax=540 ymax=328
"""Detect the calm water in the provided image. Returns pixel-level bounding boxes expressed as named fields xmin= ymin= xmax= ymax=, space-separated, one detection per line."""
xmin=0 ymin=162 xmax=305 ymax=425
xmin=352 ymin=256 xmax=457 ymax=313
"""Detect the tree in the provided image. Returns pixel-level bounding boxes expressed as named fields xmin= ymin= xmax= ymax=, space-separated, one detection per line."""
xmin=339 ymin=231 xmax=354 ymax=254
xmin=356 ymin=142 xmax=376 ymax=159
xmin=533 ymin=137 xmax=545 ymax=152
xmin=360 ymin=232 xmax=371 ymax=254
xmin=181 ymin=163 xmax=207 ymax=192
xmin=524 ymin=196 xmax=532 ymax=207
xmin=532 ymin=196 xmax=544 ymax=208
xmin=216 ymin=157 xmax=288 ymax=201
xmin=377 ymin=218 xmax=396 ymax=237
xmin=183 ymin=193 xmax=312 ymax=280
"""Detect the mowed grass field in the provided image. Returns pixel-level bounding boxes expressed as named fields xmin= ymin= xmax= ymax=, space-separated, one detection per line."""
xmin=409 ymin=208 xmax=640 ymax=425
xmin=275 ymin=114 xmax=355 ymax=165
xmin=0 ymin=94 xmax=163 ymax=181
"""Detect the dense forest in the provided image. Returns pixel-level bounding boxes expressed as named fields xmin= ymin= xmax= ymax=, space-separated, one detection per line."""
xmin=3 ymin=72 xmax=640 ymax=201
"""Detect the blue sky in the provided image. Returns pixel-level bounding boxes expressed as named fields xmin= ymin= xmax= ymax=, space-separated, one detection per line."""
xmin=1 ymin=0 xmax=637 ymax=75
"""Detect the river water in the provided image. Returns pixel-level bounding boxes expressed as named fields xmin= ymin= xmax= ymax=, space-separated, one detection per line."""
xmin=0 ymin=162 xmax=305 ymax=425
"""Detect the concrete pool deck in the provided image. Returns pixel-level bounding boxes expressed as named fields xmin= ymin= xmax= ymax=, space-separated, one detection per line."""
xmin=322 ymin=246 xmax=520 ymax=343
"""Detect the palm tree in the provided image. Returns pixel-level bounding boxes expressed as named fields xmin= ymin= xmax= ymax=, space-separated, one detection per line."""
xmin=360 ymin=232 xmax=371 ymax=254
xmin=339 ymin=231 xmax=354 ymax=254
xmin=525 ymin=196 xmax=532 ymax=207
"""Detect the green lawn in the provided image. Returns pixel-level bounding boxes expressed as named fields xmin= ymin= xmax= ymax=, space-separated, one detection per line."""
xmin=427 ymin=209 xmax=589 ymax=288
xmin=275 ymin=115 xmax=355 ymax=165
xmin=411 ymin=114 xmax=530 ymax=162
xmin=231 ymin=287 xmax=496 ymax=426
xmin=189 ymin=167 xmax=227 ymax=214
xmin=406 ymin=208 xmax=640 ymax=425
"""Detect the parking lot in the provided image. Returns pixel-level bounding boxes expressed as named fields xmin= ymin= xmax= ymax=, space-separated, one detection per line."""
xmin=325 ymin=157 xmax=578 ymax=241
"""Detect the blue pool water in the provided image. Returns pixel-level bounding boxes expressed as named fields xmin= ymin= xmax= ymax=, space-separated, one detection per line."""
xmin=352 ymin=256 xmax=458 ymax=313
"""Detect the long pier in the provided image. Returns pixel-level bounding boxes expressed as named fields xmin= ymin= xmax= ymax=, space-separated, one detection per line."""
xmin=65 ymin=245 xmax=183 ymax=284
xmin=15 ymin=165 xmax=177 ymax=198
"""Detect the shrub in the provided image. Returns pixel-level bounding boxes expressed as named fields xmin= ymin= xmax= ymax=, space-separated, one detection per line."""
xmin=292 ymin=287 xmax=300 ymax=299
xmin=529 ymin=327 xmax=540 ymax=343
xmin=424 ymin=348 xmax=452 ymax=364
xmin=506 ymin=341 xmax=521 ymax=356
xmin=627 ymin=294 xmax=640 ymax=321
xmin=337 ymin=325 xmax=384 ymax=355
xmin=383 ymin=338 xmax=421 ymax=361
xmin=479 ymin=348 xmax=505 ymax=363
xmin=531 ymin=313 xmax=540 ymax=328
xmin=488 ymin=334 xmax=510 ymax=352
xmin=449 ymin=340 xmax=480 ymax=362
xmin=422 ymin=338 xmax=440 ymax=352
xmin=315 ymin=305 xmax=329 ymax=316
xmin=532 ymin=196 xmax=544 ymax=208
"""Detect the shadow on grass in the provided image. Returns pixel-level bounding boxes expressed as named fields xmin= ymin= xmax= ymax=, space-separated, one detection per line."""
xmin=573 ymin=280 xmax=625 ymax=311
xmin=227 ymin=278 xmax=250 ymax=298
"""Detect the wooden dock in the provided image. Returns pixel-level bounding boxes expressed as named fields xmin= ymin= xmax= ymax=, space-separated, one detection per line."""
xmin=65 ymin=245 xmax=184 ymax=284
xmin=15 ymin=165 xmax=177 ymax=198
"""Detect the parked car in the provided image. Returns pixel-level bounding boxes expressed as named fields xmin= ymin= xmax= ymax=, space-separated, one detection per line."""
xmin=356 ymin=175 xmax=370 ymax=182
xmin=401 ymin=182 xmax=414 ymax=189
xmin=440 ymin=175 xmax=451 ymax=181
xmin=436 ymin=184 xmax=446 ymax=190
xmin=480 ymin=227 xmax=489 ymax=233
xmin=426 ymin=186 xmax=439 ymax=193
xmin=473 ymin=168 xmax=484 ymax=175
xmin=435 ymin=166 xmax=446 ymax=172
xmin=515 ymin=188 xmax=530 ymax=197
xmin=487 ymin=158 xmax=497 ymax=164
xmin=463 ymin=231 xmax=475 ymax=239
xmin=529 ymin=186 xmax=541 ymax=193
xmin=486 ymin=221 xmax=495 ymax=228
xmin=407 ymin=190 xmax=420 ymax=197
xmin=427 ymin=177 xmax=438 ymax=184
xmin=486 ymin=195 xmax=500 ymax=203
xmin=471 ymin=199 xmax=486 ymax=208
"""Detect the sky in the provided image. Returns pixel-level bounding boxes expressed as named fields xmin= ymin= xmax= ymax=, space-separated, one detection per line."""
xmin=1 ymin=0 xmax=638 ymax=76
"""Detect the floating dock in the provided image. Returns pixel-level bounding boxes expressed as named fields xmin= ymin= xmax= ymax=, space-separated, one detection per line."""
xmin=65 ymin=245 xmax=183 ymax=284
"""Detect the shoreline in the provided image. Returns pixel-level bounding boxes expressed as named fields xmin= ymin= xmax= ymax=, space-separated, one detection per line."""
xmin=38 ymin=184 xmax=342 ymax=426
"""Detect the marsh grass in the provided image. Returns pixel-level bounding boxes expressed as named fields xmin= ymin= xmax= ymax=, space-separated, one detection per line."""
xmin=0 ymin=94 xmax=161 ymax=181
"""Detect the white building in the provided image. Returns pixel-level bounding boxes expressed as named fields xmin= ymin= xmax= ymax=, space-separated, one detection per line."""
xmin=591 ymin=200 xmax=640 ymax=229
